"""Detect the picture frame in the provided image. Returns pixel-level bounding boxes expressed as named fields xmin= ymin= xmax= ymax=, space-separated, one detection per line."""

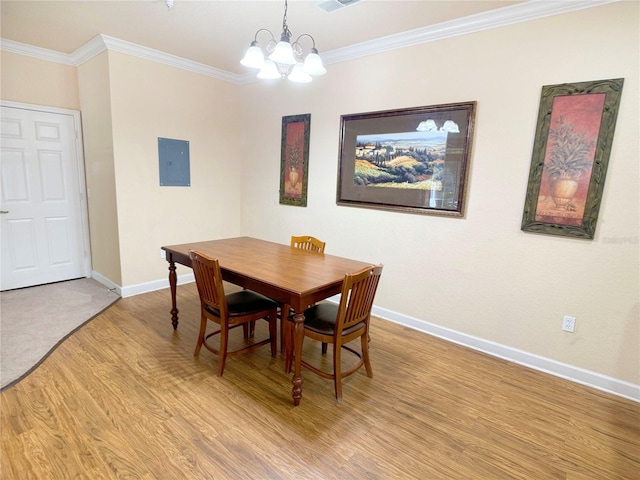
xmin=336 ymin=102 xmax=476 ymax=217
xmin=521 ymin=78 xmax=624 ymax=239
xmin=279 ymin=114 xmax=311 ymax=207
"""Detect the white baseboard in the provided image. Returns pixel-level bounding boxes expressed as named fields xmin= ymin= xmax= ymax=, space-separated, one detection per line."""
xmin=120 ymin=273 xmax=195 ymax=298
xmin=370 ymin=304 xmax=640 ymax=403
xmin=107 ymin=276 xmax=640 ymax=403
xmin=91 ymin=271 xmax=195 ymax=298
xmin=91 ymin=271 xmax=121 ymax=295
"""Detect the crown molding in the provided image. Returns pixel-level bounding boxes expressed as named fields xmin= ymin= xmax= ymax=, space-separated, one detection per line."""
xmin=322 ymin=0 xmax=619 ymax=64
xmin=0 ymin=38 xmax=76 ymax=65
xmin=0 ymin=0 xmax=619 ymax=85
xmin=98 ymin=35 xmax=242 ymax=83
xmin=71 ymin=35 xmax=108 ymax=65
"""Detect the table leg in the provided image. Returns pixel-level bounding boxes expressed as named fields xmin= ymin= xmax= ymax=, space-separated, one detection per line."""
xmin=168 ymin=260 xmax=179 ymax=330
xmin=292 ymin=311 xmax=305 ymax=406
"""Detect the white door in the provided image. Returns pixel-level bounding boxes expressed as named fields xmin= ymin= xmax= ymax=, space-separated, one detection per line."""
xmin=1 ymin=103 xmax=90 ymax=291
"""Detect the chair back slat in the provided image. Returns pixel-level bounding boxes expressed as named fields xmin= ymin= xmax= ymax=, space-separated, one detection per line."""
xmin=189 ymin=250 xmax=228 ymax=317
xmin=336 ymin=265 xmax=383 ymax=333
xmin=290 ymin=235 xmax=326 ymax=253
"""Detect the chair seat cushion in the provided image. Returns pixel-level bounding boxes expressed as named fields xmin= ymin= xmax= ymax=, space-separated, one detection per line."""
xmin=292 ymin=303 xmax=365 ymax=336
xmin=205 ymin=290 xmax=278 ymax=317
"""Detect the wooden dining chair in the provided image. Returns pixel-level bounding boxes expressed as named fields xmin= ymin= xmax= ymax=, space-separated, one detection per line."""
xmin=284 ymin=264 xmax=383 ymax=401
xmin=276 ymin=235 xmax=327 ymax=351
xmin=189 ymin=250 xmax=278 ymax=376
xmin=290 ymin=235 xmax=326 ymax=253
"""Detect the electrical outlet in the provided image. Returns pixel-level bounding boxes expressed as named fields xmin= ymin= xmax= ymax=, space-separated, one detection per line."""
xmin=160 ymin=249 xmax=166 ymax=259
xmin=562 ymin=315 xmax=576 ymax=332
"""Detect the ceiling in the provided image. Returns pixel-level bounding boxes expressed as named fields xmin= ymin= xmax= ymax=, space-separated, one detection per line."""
xmin=1 ymin=0 xmax=525 ymax=76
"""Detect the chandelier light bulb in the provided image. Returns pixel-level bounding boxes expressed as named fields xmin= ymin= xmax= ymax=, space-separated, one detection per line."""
xmin=257 ymin=60 xmax=282 ymax=79
xmin=269 ymin=39 xmax=297 ymax=66
xmin=287 ymin=63 xmax=312 ymax=83
xmin=240 ymin=42 xmax=265 ymax=69
xmin=302 ymin=49 xmax=326 ymax=76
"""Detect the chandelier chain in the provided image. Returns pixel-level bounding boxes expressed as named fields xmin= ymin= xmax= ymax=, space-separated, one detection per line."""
xmin=282 ymin=0 xmax=292 ymax=39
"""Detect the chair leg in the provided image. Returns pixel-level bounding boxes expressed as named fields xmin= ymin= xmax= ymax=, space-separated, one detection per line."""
xmin=218 ymin=324 xmax=229 ymax=376
xmin=285 ymin=318 xmax=307 ymax=376
xmin=333 ymin=342 xmax=343 ymax=402
xmin=284 ymin=320 xmax=294 ymax=373
xmin=279 ymin=304 xmax=290 ymax=352
xmin=279 ymin=317 xmax=285 ymax=353
xmin=361 ymin=333 xmax=373 ymax=377
xmin=194 ymin=312 xmax=207 ymax=356
xmin=269 ymin=312 xmax=277 ymax=356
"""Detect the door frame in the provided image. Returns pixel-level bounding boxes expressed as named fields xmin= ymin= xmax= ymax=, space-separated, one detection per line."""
xmin=1 ymin=100 xmax=92 ymax=282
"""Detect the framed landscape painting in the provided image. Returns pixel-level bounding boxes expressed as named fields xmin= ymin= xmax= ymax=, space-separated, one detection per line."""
xmin=336 ymin=102 xmax=476 ymax=217
xmin=279 ymin=114 xmax=310 ymax=207
xmin=521 ymin=78 xmax=624 ymax=239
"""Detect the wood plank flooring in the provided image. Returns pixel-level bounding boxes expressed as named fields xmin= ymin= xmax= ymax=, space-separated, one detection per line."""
xmin=1 ymin=283 xmax=638 ymax=479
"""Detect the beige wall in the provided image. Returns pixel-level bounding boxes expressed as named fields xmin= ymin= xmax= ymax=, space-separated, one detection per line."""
xmin=1 ymin=51 xmax=80 ymax=110
xmin=240 ymin=1 xmax=639 ymax=385
xmin=106 ymin=52 xmax=243 ymax=287
xmin=1 ymin=50 xmax=243 ymax=289
xmin=77 ymin=52 xmax=122 ymax=286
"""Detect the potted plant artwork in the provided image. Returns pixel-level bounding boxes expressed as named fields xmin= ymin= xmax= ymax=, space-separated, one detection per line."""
xmin=287 ymin=132 xmax=303 ymax=188
xmin=522 ymin=78 xmax=623 ymax=238
xmin=279 ymin=113 xmax=310 ymax=207
xmin=545 ymin=116 xmax=595 ymax=210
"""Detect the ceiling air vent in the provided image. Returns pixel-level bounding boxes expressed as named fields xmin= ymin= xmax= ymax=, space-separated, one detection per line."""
xmin=316 ymin=0 xmax=363 ymax=14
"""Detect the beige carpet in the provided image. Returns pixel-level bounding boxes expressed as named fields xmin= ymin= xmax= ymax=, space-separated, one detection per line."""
xmin=0 ymin=278 xmax=120 ymax=391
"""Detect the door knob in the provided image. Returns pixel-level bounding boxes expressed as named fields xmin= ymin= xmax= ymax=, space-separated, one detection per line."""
xmin=0 ymin=211 xmax=8 ymax=214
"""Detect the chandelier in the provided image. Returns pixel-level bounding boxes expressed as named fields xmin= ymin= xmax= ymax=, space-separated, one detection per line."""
xmin=240 ymin=0 xmax=326 ymax=83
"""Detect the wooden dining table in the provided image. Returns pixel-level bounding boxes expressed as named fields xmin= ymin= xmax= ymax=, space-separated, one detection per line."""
xmin=161 ymin=236 xmax=373 ymax=405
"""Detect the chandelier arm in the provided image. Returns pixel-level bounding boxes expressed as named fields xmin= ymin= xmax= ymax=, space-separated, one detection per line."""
xmin=292 ymin=33 xmax=319 ymax=58
xmin=253 ymin=28 xmax=276 ymax=43
xmin=293 ymin=33 xmax=317 ymax=50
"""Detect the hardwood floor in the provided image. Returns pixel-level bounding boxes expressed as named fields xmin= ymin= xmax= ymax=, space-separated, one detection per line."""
xmin=1 ymin=283 xmax=638 ymax=479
